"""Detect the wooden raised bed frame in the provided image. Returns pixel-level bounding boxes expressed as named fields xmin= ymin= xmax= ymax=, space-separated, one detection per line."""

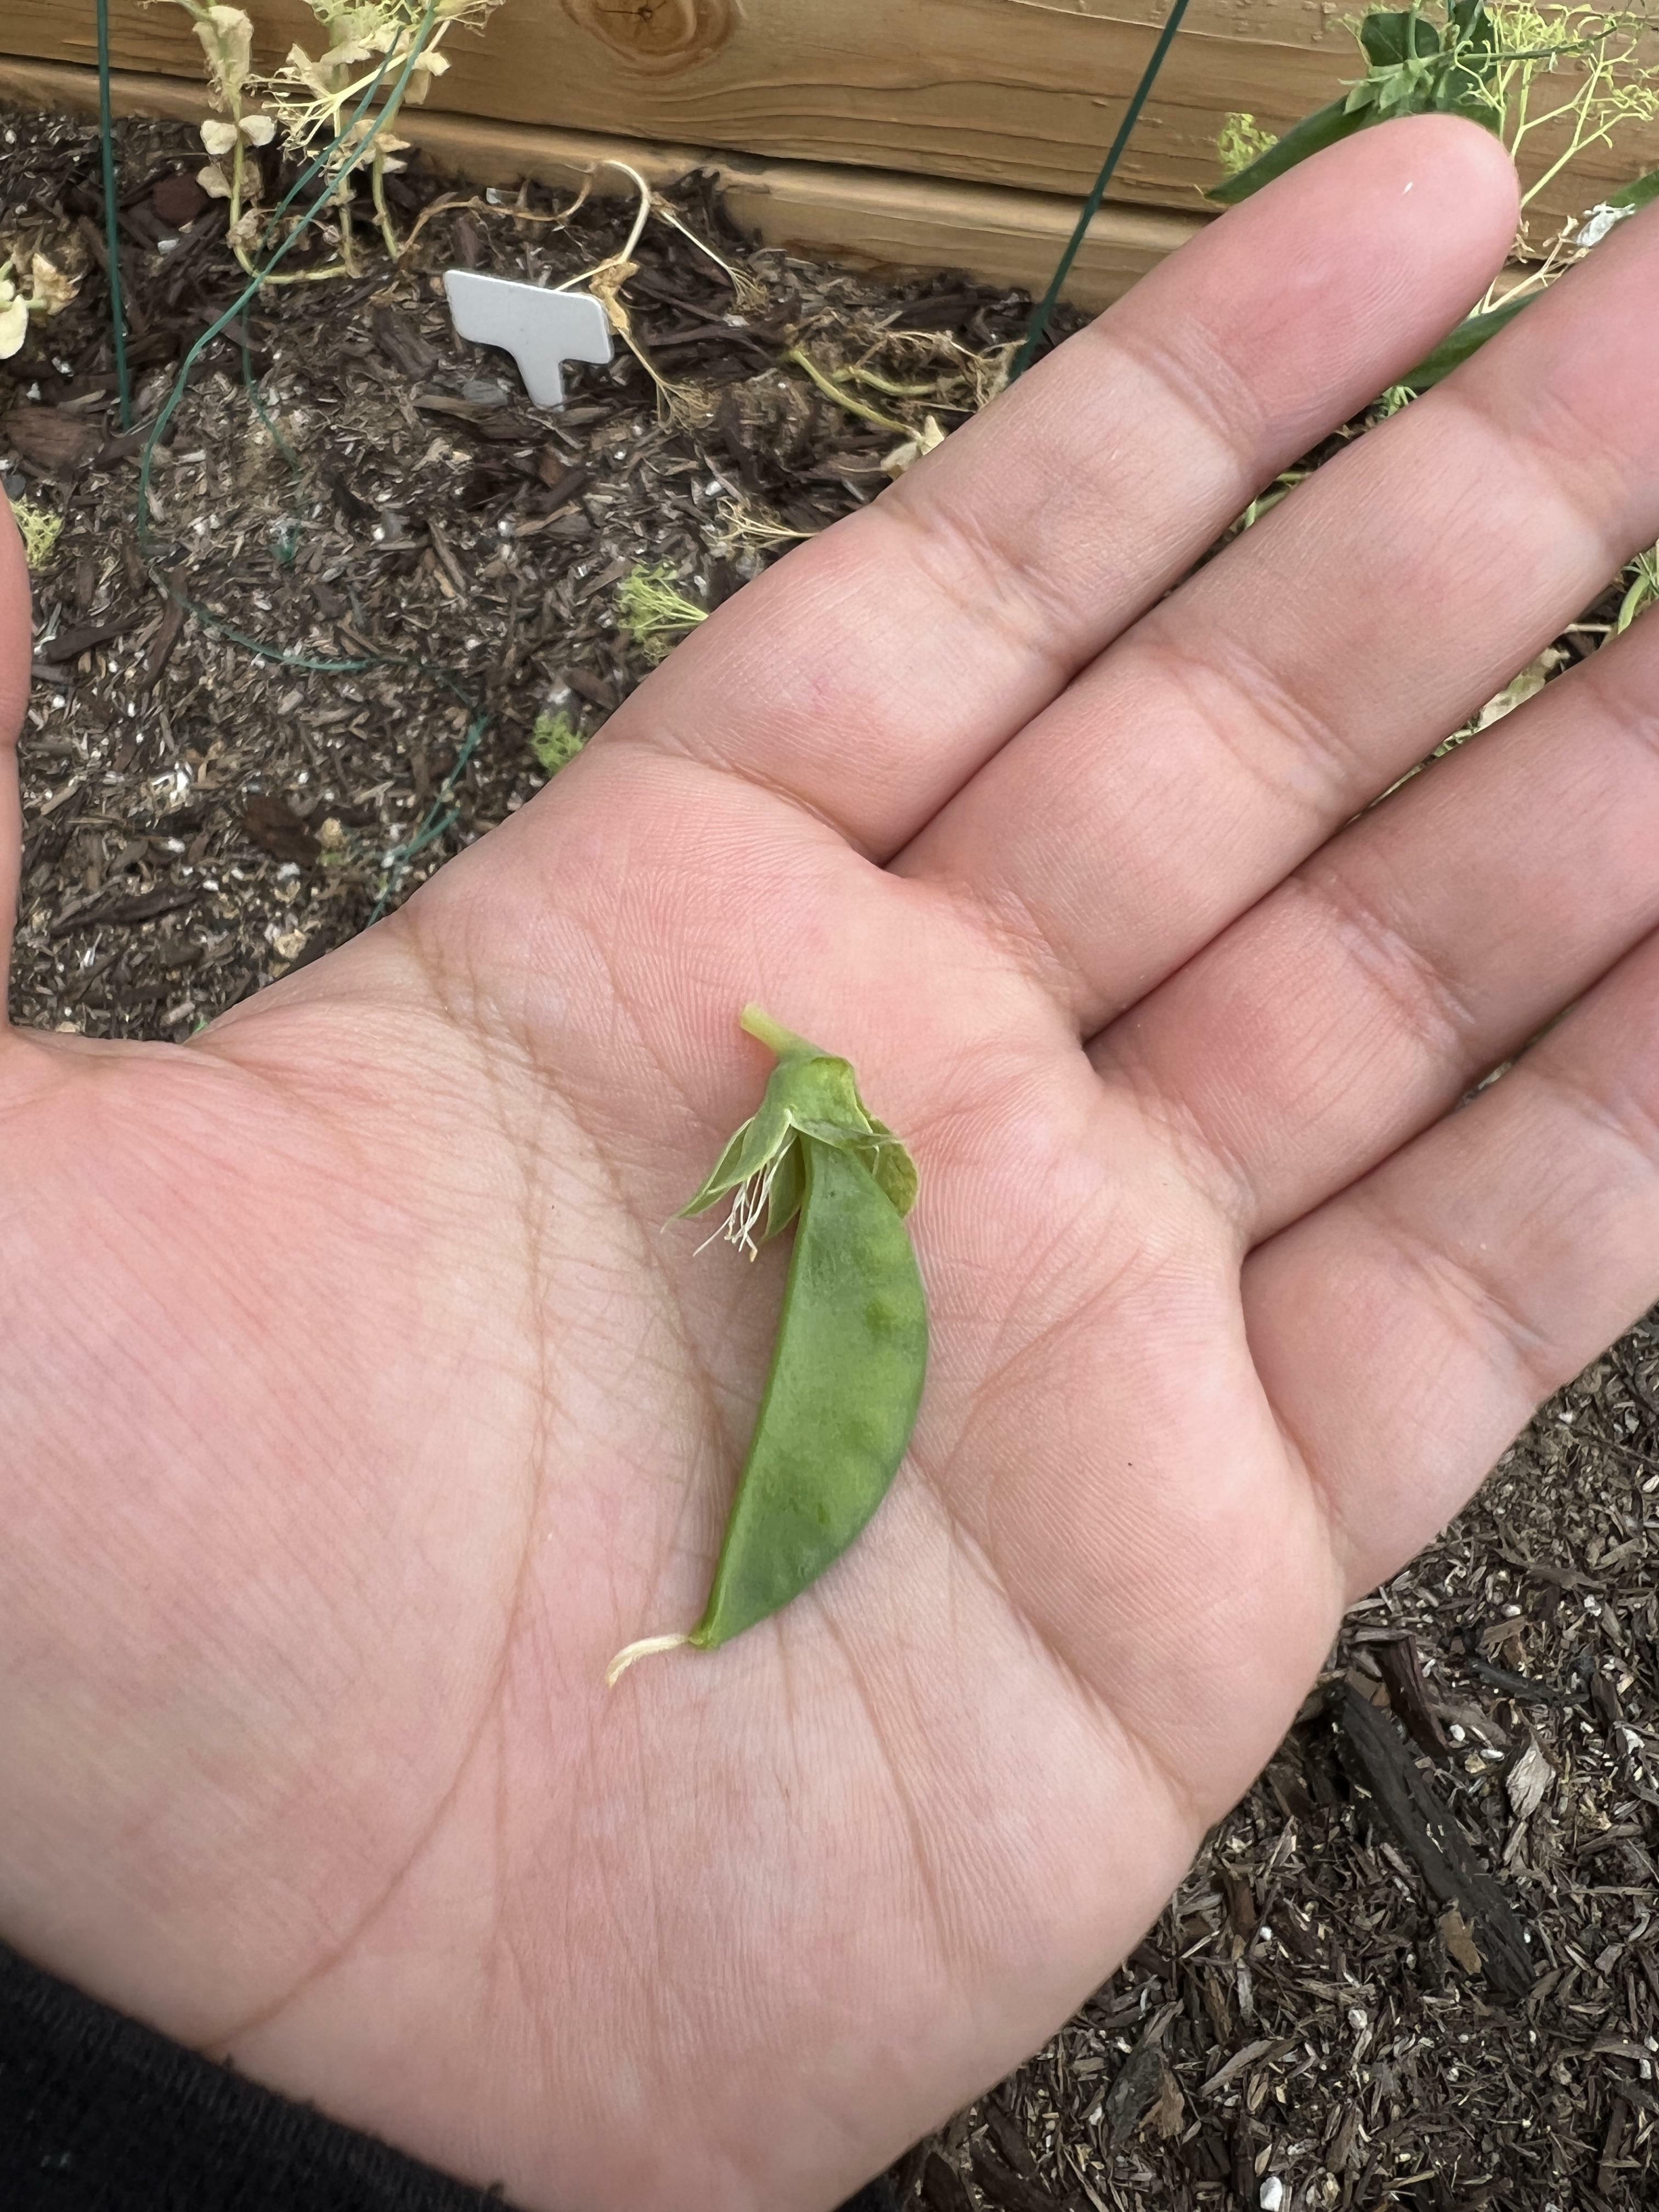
xmin=3 ymin=2 xmax=1651 ymax=307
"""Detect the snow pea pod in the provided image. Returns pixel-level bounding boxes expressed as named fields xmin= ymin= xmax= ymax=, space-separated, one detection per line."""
xmin=606 ymin=1009 xmax=928 ymax=1683
xmin=689 ymin=1131 xmax=927 ymax=1647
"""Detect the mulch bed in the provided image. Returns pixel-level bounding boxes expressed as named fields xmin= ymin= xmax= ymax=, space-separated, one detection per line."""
xmin=920 ymin=1346 xmax=1659 ymax=2212
xmin=4 ymin=105 xmax=1655 ymax=2212
xmin=3 ymin=110 xmax=1033 ymax=1031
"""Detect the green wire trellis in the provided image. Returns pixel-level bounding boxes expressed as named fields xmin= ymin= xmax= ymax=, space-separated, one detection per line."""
xmin=1011 ymin=0 xmax=1192 ymax=381
xmin=94 ymin=0 xmax=132 ymax=431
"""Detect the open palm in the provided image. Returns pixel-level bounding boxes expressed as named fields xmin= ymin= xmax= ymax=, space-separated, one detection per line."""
xmin=4 ymin=118 xmax=1658 ymax=2212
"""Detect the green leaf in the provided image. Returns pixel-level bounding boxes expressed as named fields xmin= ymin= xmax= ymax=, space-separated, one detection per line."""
xmin=1448 ymin=0 xmax=1497 ymax=67
xmin=782 ymin=1119 xmax=918 ymax=1217
xmin=1206 ymin=98 xmax=1365 ymax=204
xmin=1431 ymin=66 xmax=1504 ymax=129
xmin=680 ymin=1040 xmax=890 ymax=1222
xmin=1214 ymin=0 xmax=1504 ymax=201
xmin=761 ymin=1141 xmax=804 ymax=1242
xmin=1609 ymin=164 xmax=1659 ymax=212
xmin=678 ymin=1111 xmax=780 ymax=1217
xmin=777 ymin=1056 xmax=871 ymax=1135
xmin=1361 ymin=9 xmax=1442 ymax=69
xmin=1400 ymin=294 xmax=1530 ymax=392
xmin=862 ymin=1133 xmax=918 ymax=1220
xmin=680 ymin=1008 xmax=918 ymax=1249
xmin=789 ymin=1117 xmax=874 ymax=1148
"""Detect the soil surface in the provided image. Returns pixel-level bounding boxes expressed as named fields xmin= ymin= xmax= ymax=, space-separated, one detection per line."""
xmin=4 ymin=106 xmax=1656 ymax=2212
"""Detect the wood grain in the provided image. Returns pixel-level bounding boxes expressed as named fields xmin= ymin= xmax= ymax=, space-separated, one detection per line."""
xmin=0 ymin=59 xmax=1206 ymax=310
xmin=1330 ymin=1683 xmax=1534 ymax=2004
xmin=5 ymin=0 xmax=1654 ymax=223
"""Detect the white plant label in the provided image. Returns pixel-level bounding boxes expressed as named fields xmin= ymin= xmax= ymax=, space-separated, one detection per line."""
xmin=443 ymin=270 xmax=614 ymax=408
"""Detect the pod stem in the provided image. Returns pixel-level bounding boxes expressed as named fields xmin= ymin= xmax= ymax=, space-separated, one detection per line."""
xmin=739 ymin=1004 xmax=815 ymax=1061
xmin=605 ymin=1632 xmax=691 ymax=1689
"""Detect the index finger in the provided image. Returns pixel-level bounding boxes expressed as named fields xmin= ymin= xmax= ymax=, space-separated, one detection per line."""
xmin=608 ymin=117 xmax=1518 ymax=859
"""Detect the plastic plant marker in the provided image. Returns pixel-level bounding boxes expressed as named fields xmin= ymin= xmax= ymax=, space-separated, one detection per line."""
xmin=442 ymin=270 xmax=614 ymax=408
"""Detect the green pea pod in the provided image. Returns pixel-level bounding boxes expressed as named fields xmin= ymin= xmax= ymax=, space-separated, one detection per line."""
xmin=687 ymin=1133 xmax=927 ymax=1649
xmin=607 ymin=1011 xmax=928 ymax=1683
xmin=1400 ymin=293 xmax=1529 ymax=392
xmin=1610 ymin=164 xmax=1659 ymax=214
xmin=1206 ymin=98 xmax=1359 ymax=206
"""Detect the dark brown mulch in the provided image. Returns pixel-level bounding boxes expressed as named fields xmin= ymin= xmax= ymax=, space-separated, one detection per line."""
xmin=2 ymin=110 xmax=1036 ymax=1036
xmin=4 ymin=104 xmax=1656 ymax=2212
xmin=923 ymin=1344 xmax=1659 ymax=2212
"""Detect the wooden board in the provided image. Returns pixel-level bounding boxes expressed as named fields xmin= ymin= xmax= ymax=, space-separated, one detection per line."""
xmin=0 ymin=59 xmax=1206 ymax=311
xmin=6 ymin=0 xmax=1655 ymax=224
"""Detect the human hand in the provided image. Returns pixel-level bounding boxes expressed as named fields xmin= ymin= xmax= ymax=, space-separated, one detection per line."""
xmin=3 ymin=115 xmax=1657 ymax=2212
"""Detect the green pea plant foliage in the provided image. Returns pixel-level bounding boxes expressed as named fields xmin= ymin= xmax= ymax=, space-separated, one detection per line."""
xmin=606 ymin=1007 xmax=928 ymax=1685
xmin=1213 ymin=0 xmax=1506 ymax=210
xmin=1212 ymin=4 xmax=1659 ymax=390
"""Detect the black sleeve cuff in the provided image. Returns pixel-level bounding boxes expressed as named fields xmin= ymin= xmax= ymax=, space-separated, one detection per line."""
xmin=1 ymin=1942 xmax=900 ymax=2212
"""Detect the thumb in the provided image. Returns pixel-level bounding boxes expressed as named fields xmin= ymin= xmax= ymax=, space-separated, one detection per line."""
xmin=0 ymin=498 xmax=31 ymax=1007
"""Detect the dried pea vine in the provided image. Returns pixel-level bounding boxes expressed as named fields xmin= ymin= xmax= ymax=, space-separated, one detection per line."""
xmin=607 ymin=1008 xmax=929 ymax=1683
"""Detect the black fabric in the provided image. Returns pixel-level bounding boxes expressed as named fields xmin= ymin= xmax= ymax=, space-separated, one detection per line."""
xmin=0 ymin=1941 xmax=504 ymax=2209
xmin=0 ymin=1941 xmax=902 ymax=2212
